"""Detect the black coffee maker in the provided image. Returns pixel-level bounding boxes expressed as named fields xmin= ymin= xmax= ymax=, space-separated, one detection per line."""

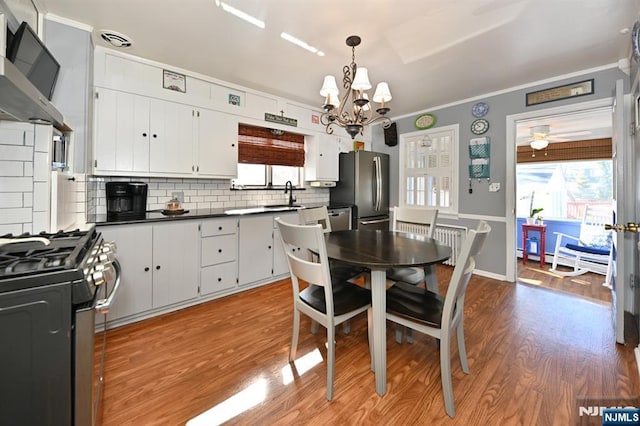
xmin=106 ymin=182 xmax=148 ymax=220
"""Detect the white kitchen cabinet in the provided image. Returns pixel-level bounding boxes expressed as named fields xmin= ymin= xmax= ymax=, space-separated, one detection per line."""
xmin=99 ymin=220 xmax=199 ymax=323
xmin=194 ymin=109 xmax=238 ymax=178
xmin=99 ymin=224 xmax=153 ymax=322
xmin=238 ymin=214 xmax=273 ymax=285
xmin=305 ymin=133 xmax=340 ymax=181
xmin=238 ymin=212 xmax=298 ymax=286
xmin=273 ymin=212 xmax=301 ymax=277
xmin=148 ymin=101 xmax=194 ymax=175
xmin=152 ymin=221 xmax=200 ymax=307
xmin=93 ymin=88 xmax=197 ymax=176
xmin=200 ymin=217 xmax=238 ymax=295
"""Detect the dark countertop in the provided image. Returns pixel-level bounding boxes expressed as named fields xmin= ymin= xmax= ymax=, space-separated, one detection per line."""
xmin=90 ymin=202 xmax=354 ymax=227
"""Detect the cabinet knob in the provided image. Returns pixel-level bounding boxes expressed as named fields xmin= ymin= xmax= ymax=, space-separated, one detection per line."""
xmin=153 ymin=134 xmax=157 ymax=138
xmin=218 ymin=277 xmax=222 ymax=282
xmin=144 ymin=267 xmax=150 ymax=272
xmin=231 ymin=143 xmax=235 ymax=147
xmin=142 ymin=132 xmax=147 ymax=137
xmin=218 ymin=226 xmax=223 ymax=231
xmin=156 ymin=265 xmax=161 ymax=270
xmin=218 ymin=249 xmax=222 ymax=253
xmin=268 ymin=245 xmax=272 ymax=249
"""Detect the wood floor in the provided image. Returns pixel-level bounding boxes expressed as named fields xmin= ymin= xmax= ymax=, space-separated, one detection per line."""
xmin=517 ymin=258 xmax=612 ymax=303
xmin=95 ymin=266 xmax=639 ymax=425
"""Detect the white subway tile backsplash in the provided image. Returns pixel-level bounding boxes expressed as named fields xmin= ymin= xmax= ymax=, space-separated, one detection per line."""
xmin=24 ymin=162 xmax=33 ymax=177
xmin=0 ymin=145 xmax=32 ymax=161
xmin=0 ymin=223 xmax=23 ymax=235
xmin=23 ymin=192 xmax=32 ymax=207
xmin=34 ymin=125 xmax=51 ymax=152
xmin=33 ymin=152 xmax=50 ymax=182
xmin=0 ymin=177 xmax=32 ymax=192
xmin=0 ymin=207 xmax=32 ymax=223
xmin=0 ymin=161 xmax=25 ymax=176
xmin=0 ymin=193 xmax=23 ymax=207
xmin=33 ymin=182 xmax=50 ymax=212
xmin=32 ymin=211 xmax=48 ymax=233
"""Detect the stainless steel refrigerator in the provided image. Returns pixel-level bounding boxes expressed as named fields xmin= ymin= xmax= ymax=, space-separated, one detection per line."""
xmin=330 ymin=151 xmax=390 ymax=230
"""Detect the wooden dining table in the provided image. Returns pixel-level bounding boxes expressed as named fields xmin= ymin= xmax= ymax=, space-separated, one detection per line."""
xmin=324 ymin=228 xmax=452 ymax=396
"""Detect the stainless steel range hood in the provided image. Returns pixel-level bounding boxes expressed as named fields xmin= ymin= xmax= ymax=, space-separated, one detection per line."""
xmin=0 ymin=55 xmax=66 ymax=129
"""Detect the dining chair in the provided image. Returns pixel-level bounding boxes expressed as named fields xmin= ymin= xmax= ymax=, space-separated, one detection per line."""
xmin=275 ymin=217 xmax=373 ymax=401
xmin=387 ymin=206 xmax=439 ymax=291
xmin=298 ymin=207 xmax=368 ymax=334
xmin=386 ymin=206 xmax=440 ymax=344
xmin=386 ymin=220 xmax=491 ymax=418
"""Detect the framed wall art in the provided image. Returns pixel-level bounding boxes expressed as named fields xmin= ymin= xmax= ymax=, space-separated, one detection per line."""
xmin=163 ymin=70 xmax=186 ymax=93
xmin=526 ymin=79 xmax=593 ymax=106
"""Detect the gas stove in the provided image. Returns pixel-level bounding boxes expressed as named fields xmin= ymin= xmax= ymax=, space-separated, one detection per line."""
xmin=0 ymin=226 xmax=114 ymax=305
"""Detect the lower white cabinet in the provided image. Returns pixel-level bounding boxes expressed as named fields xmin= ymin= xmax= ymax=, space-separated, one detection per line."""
xmin=200 ymin=217 xmax=238 ymax=295
xmin=238 ymin=212 xmax=298 ymax=286
xmin=100 ymin=224 xmax=153 ymax=321
xmin=100 ymin=220 xmax=199 ymax=322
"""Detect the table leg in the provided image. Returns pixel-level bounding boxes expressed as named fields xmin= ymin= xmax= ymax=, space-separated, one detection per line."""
xmin=370 ymin=268 xmax=386 ymax=396
xmin=424 ymin=264 xmax=439 ymax=293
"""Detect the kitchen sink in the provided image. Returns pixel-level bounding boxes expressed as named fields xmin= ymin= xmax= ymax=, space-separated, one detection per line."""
xmin=224 ymin=204 xmax=304 ymax=215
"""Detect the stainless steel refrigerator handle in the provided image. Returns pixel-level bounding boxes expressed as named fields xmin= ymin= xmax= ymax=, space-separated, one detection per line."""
xmin=96 ymin=259 xmax=122 ymax=314
xmin=360 ymin=218 xmax=390 ymax=225
xmin=373 ymin=156 xmax=382 ymax=211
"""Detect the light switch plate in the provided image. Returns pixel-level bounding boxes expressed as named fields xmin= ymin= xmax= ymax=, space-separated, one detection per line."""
xmin=172 ymin=191 xmax=184 ymax=203
xmin=489 ymin=182 xmax=501 ymax=192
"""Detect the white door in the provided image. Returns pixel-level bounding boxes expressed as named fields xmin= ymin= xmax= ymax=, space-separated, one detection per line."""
xmin=611 ymin=78 xmax=630 ymax=344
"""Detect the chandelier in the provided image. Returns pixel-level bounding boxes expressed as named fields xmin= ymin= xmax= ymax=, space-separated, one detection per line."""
xmin=320 ymin=35 xmax=392 ymax=139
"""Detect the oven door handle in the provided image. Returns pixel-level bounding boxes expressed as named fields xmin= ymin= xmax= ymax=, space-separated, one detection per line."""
xmin=96 ymin=259 xmax=121 ymax=314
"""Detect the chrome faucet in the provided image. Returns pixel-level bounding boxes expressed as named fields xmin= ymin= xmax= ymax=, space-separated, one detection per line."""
xmin=284 ymin=180 xmax=296 ymax=206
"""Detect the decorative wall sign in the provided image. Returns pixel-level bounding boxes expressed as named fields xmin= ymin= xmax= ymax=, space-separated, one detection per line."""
xmin=228 ymin=93 xmax=241 ymax=106
xmin=265 ymin=112 xmax=297 ymax=127
xmin=311 ymin=114 xmax=320 ymax=124
xmin=526 ymin=79 xmax=594 ymax=106
xmin=163 ymin=70 xmax=186 ymax=93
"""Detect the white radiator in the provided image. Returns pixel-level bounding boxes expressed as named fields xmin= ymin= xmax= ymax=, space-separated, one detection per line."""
xmin=433 ymin=225 xmax=467 ymax=266
xmin=396 ymin=222 xmax=466 ymax=266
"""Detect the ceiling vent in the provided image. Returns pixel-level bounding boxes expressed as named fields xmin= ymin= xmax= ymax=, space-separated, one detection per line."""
xmin=99 ymin=30 xmax=133 ymax=48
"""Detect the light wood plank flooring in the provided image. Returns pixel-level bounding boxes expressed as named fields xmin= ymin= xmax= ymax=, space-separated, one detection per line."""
xmin=517 ymin=259 xmax=611 ymax=303
xmin=95 ymin=266 xmax=639 ymax=425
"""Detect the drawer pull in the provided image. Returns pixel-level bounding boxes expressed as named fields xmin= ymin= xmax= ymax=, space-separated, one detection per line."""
xmin=218 ymin=277 xmax=222 ymax=282
xmin=218 ymin=249 xmax=222 ymax=253
xmin=218 ymin=226 xmax=223 ymax=231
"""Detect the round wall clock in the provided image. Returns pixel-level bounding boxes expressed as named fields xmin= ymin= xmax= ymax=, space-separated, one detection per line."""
xmin=414 ymin=113 xmax=436 ymax=130
xmin=632 ymin=21 xmax=640 ymax=61
xmin=472 ymin=102 xmax=489 ymax=118
xmin=471 ymin=119 xmax=489 ymax=135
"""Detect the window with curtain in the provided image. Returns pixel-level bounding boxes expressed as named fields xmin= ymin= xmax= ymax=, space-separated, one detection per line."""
xmin=235 ymin=124 xmax=304 ymax=187
xmin=399 ymin=124 xmax=459 ymax=214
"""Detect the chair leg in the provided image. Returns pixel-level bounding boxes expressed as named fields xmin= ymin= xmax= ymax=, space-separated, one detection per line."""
xmin=326 ymin=321 xmax=336 ymax=400
xmin=456 ymin=322 xmax=469 ymax=374
xmin=395 ymin=325 xmax=403 ymax=344
xmin=343 ymin=320 xmax=351 ymax=334
xmin=310 ymin=320 xmax=319 ymax=335
xmin=406 ymin=328 xmax=414 ymax=343
xmin=440 ymin=333 xmax=456 ymax=418
xmin=367 ymin=308 xmax=374 ymax=372
xmin=290 ymin=308 xmax=300 ymax=362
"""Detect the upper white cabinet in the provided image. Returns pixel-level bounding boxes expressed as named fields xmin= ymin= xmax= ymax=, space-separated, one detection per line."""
xmin=195 ymin=108 xmax=238 ymax=178
xmin=93 ymin=88 xmax=193 ymax=175
xmin=93 ymin=88 xmax=238 ymax=178
xmin=304 ymin=133 xmax=340 ymax=181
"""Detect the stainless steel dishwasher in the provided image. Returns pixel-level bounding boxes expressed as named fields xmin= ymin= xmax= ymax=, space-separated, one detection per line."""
xmin=327 ymin=207 xmax=352 ymax=231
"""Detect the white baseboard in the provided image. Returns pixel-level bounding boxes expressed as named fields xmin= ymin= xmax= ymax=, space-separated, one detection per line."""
xmin=474 ymin=269 xmax=508 ymax=282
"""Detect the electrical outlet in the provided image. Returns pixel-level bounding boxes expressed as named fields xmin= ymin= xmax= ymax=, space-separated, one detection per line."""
xmin=489 ymin=182 xmax=501 ymax=192
xmin=172 ymin=191 xmax=184 ymax=203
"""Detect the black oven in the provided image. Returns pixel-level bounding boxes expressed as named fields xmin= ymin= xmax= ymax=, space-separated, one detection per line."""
xmin=0 ymin=227 xmax=120 ymax=426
